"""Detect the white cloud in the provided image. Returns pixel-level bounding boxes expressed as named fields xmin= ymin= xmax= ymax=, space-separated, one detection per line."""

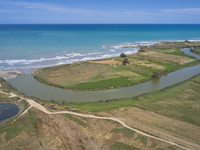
xmin=162 ymin=8 xmax=200 ymax=15
xmin=0 ymin=0 xmax=91 ymax=14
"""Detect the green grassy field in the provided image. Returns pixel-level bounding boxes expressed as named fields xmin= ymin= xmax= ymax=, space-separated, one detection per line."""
xmin=0 ymin=109 xmax=38 ymax=141
xmin=33 ymin=41 xmax=200 ymax=90
xmin=110 ymin=128 xmax=135 ymax=138
xmin=59 ymin=73 xmax=200 ymax=126
xmin=110 ymin=142 xmax=141 ymax=150
xmin=190 ymin=46 xmax=200 ymax=55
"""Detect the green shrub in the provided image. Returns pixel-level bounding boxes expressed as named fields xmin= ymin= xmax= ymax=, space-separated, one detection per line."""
xmin=120 ymin=53 xmax=127 ymax=57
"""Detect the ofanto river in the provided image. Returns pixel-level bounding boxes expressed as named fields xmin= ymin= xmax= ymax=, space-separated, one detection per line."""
xmin=7 ymin=48 xmax=200 ymax=103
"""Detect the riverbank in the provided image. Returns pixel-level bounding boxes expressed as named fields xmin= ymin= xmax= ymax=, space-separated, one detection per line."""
xmin=0 ymin=70 xmax=22 ymax=80
xmin=31 ymin=41 xmax=200 ymax=91
xmin=0 ymin=78 xmax=29 ymax=125
xmin=1 ymin=64 xmax=200 ymax=149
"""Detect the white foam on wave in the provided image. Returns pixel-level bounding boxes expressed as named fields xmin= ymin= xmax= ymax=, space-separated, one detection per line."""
xmin=124 ymin=50 xmax=138 ymax=55
xmin=111 ymin=45 xmax=122 ymax=49
xmin=110 ymin=49 xmax=116 ymax=52
xmin=0 ymin=48 xmax=139 ymax=71
xmin=188 ymin=39 xmax=200 ymax=42
xmin=1 ymin=56 xmax=71 ymax=65
xmin=136 ymin=41 xmax=157 ymax=45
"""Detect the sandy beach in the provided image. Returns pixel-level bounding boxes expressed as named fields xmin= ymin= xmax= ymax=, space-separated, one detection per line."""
xmin=0 ymin=70 xmax=22 ymax=80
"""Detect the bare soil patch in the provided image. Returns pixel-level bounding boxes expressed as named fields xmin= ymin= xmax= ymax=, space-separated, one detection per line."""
xmin=98 ymin=106 xmax=200 ymax=150
xmin=89 ymin=59 xmax=119 ymax=65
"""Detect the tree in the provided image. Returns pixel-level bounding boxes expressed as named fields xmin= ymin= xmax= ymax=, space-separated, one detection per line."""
xmin=122 ymin=57 xmax=130 ymax=65
xmin=120 ymin=53 xmax=127 ymax=57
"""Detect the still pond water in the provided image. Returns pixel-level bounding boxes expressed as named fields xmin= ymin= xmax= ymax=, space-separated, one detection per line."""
xmin=0 ymin=104 xmax=19 ymax=122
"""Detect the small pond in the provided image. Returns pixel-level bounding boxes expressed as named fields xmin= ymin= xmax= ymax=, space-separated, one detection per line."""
xmin=0 ymin=104 xmax=19 ymax=122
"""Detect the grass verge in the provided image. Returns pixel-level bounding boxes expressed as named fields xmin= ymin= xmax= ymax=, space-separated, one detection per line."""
xmin=110 ymin=142 xmax=141 ymax=150
xmin=63 ymin=114 xmax=88 ymax=127
xmin=60 ymin=73 xmax=200 ymax=126
xmin=110 ymin=128 xmax=135 ymax=138
xmin=0 ymin=109 xmax=38 ymax=141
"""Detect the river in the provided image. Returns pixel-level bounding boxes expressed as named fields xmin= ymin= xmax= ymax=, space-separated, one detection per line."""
xmin=7 ymin=48 xmax=200 ymax=103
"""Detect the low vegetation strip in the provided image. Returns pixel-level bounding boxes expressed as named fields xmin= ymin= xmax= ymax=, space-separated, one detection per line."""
xmin=32 ymin=41 xmax=200 ymax=90
xmin=110 ymin=128 xmax=135 ymax=138
xmin=63 ymin=113 xmax=88 ymax=127
xmin=58 ymin=73 xmax=200 ymax=127
xmin=110 ymin=142 xmax=141 ymax=150
xmin=190 ymin=46 xmax=200 ymax=55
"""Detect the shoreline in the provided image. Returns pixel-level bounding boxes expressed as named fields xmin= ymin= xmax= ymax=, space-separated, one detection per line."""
xmin=30 ymin=41 xmax=200 ymax=91
xmin=0 ymin=70 xmax=22 ymax=80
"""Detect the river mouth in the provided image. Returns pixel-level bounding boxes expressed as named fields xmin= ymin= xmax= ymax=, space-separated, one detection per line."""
xmin=7 ymin=48 xmax=200 ymax=103
xmin=0 ymin=104 xmax=19 ymax=122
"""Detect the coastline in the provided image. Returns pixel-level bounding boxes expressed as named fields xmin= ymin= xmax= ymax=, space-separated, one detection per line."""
xmin=30 ymin=41 xmax=200 ymax=91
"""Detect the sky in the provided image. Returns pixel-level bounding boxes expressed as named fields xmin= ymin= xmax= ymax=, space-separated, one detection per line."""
xmin=0 ymin=0 xmax=200 ymax=24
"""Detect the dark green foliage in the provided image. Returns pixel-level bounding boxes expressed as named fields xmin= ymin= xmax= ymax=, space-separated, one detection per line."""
xmin=122 ymin=57 xmax=130 ymax=65
xmin=51 ymin=100 xmax=59 ymax=104
xmin=151 ymin=70 xmax=162 ymax=79
xmin=138 ymin=49 xmax=145 ymax=52
xmin=120 ymin=53 xmax=127 ymax=57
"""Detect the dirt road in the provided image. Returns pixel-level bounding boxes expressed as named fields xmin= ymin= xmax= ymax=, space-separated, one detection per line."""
xmin=3 ymin=90 xmax=189 ymax=150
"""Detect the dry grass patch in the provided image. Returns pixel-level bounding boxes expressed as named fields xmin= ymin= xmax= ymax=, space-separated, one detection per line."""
xmin=89 ymin=59 xmax=119 ymax=65
xmin=139 ymin=51 xmax=194 ymax=64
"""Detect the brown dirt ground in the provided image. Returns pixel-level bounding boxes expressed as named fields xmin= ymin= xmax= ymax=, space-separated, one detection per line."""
xmin=0 ymin=107 xmax=182 ymax=150
xmin=89 ymin=59 xmax=119 ymax=65
xmin=98 ymin=106 xmax=200 ymax=150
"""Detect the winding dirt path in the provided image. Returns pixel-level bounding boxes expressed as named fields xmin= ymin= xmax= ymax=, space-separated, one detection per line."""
xmin=0 ymin=87 xmax=194 ymax=150
xmin=6 ymin=92 xmax=189 ymax=150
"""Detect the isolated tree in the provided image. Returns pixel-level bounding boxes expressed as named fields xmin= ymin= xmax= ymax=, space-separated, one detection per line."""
xmin=122 ymin=57 xmax=130 ymax=65
xmin=120 ymin=53 xmax=127 ymax=57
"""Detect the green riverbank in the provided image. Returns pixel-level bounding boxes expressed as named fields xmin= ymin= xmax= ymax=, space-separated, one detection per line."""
xmin=32 ymin=41 xmax=200 ymax=91
xmin=40 ymin=72 xmax=200 ymax=127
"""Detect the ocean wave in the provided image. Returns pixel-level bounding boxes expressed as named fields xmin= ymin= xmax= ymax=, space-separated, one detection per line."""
xmin=1 ymin=56 xmax=70 ymax=65
xmin=0 ymin=49 xmax=139 ymax=72
xmin=188 ymin=39 xmax=200 ymax=42
xmin=111 ymin=45 xmax=122 ymax=49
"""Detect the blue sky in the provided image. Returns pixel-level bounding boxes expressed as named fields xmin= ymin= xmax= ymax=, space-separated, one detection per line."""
xmin=0 ymin=0 xmax=200 ymax=24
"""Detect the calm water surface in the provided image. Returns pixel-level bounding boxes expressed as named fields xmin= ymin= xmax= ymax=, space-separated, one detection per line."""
xmin=0 ymin=104 xmax=19 ymax=122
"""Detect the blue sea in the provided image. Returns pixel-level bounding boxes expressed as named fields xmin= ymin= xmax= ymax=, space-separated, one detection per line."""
xmin=0 ymin=24 xmax=200 ymax=73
